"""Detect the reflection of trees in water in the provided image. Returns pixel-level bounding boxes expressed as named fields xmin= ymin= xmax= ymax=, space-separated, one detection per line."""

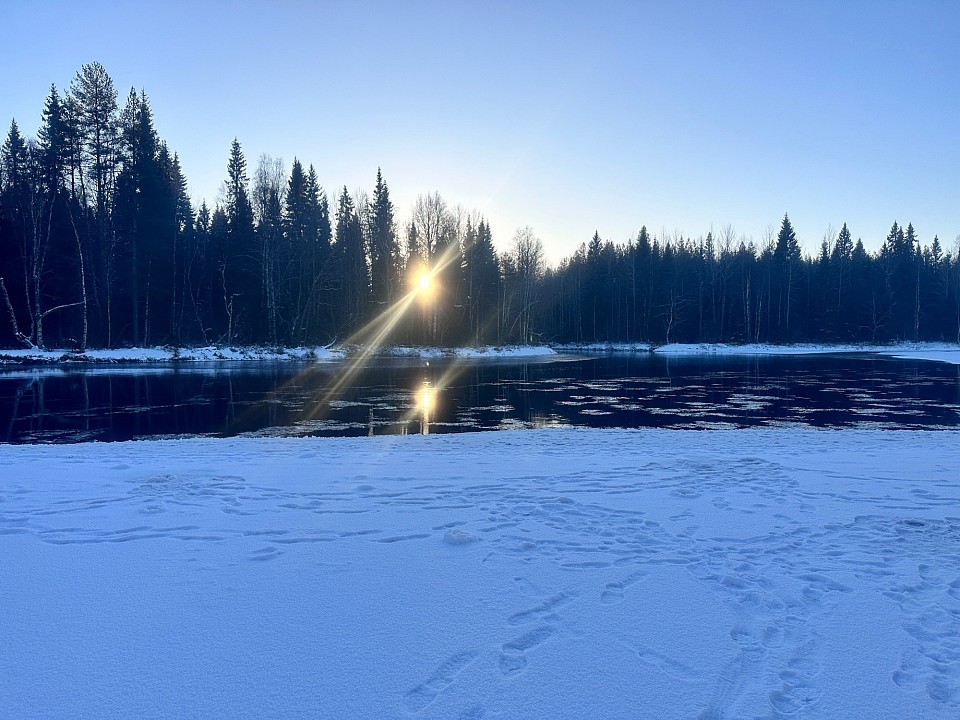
xmin=5 ymin=376 xmax=36 ymax=441
xmin=3 ymin=356 xmax=960 ymax=442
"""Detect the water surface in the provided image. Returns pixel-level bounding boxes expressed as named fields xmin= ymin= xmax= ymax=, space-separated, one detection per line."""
xmin=2 ymin=354 xmax=959 ymax=443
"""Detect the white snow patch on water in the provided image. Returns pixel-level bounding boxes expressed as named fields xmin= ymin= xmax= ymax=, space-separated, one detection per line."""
xmin=3 ymin=428 xmax=960 ymax=718
xmin=653 ymin=342 xmax=960 ymax=365
xmin=554 ymin=341 xmax=960 ymax=365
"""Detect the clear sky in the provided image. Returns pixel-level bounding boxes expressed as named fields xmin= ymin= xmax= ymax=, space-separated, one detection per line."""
xmin=3 ymin=0 xmax=958 ymax=263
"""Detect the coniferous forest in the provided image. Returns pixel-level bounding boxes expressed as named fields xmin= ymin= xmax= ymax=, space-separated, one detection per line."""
xmin=2 ymin=63 xmax=959 ymax=351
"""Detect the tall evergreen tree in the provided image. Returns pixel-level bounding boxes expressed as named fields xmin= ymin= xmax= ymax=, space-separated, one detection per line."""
xmin=334 ymin=186 xmax=367 ymax=336
xmin=69 ymin=62 xmax=118 ymax=219
xmin=1 ymin=120 xmax=36 ymax=345
xmin=222 ymin=139 xmax=257 ymax=341
xmin=463 ymin=218 xmax=501 ymax=344
xmin=37 ymin=86 xmax=70 ymax=193
xmin=773 ymin=213 xmax=800 ymax=338
xmin=369 ymin=168 xmax=398 ymax=307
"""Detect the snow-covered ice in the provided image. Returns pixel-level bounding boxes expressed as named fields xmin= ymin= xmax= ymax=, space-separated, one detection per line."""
xmin=550 ymin=342 xmax=960 ymax=366
xmin=884 ymin=349 xmax=960 ymax=365
xmin=653 ymin=342 xmax=960 ymax=365
xmin=3 ymin=428 xmax=960 ymax=718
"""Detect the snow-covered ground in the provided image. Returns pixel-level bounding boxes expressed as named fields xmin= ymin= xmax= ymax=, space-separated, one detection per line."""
xmin=0 ymin=344 xmax=557 ymax=364
xmin=0 ymin=345 xmax=344 ymax=364
xmin=4 ymin=428 xmax=959 ymax=718
xmin=553 ymin=342 xmax=655 ymax=353
xmin=372 ymin=345 xmax=557 ymax=359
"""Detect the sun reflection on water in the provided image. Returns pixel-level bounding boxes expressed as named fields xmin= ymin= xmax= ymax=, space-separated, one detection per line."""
xmin=419 ymin=381 xmax=434 ymax=435
xmin=231 ymin=235 xmax=469 ymax=435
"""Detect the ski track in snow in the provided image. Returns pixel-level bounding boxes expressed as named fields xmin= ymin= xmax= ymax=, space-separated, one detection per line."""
xmin=2 ymin=428 xmax=960 ymax=718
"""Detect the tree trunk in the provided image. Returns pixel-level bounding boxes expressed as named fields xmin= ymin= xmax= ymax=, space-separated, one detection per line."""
xmin=68 ymin=207 xmax=89 ymax=351
xmin=0 ymin=277 xmax=34 ymax=348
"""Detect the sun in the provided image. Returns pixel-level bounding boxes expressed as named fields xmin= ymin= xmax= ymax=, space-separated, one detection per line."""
xmin=415 ymin=269 xmax=434 ymax=298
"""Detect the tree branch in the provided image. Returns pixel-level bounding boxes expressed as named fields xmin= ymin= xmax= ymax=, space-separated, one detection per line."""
xmin=40 ymin=301 xmax=83 ymax=320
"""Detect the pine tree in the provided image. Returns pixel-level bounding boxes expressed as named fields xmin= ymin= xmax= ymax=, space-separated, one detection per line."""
xmin=115 ymin=88 xmax=165 ymax=345
xmin=303 ymin=167 xmax=334 ymax=341
xmin=462 ymin=218 xmax=501 ymax=344
xmin=284 ymin=159 xmax=308 ymax=249
xmin=222 ymin=139 xmax=257 ymax=341
xmin=1 ymin=120 xmax=35 ymax=345
xmin=69 ymin=62 xmax=118 ymax=219
xmin=334 ymin=186 xmax=367 ymax=335
xmin=773 ymin=213 xmax=800 ymax=338
xmin=37 ymin=86 xmax=70 ymax=193
xmin=586 ymin=231 xmax=603 ymax=340
xmin=183 ymin=200 xmax=212 ymax=342
xmin=369 ymin=168 xmax=398 ymax=307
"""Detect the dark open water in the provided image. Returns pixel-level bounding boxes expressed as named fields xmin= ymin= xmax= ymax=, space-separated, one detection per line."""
xmin=2 ymin=354 xmax=959 ymax=443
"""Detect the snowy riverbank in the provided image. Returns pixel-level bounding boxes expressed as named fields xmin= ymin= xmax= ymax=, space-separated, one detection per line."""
xmin=0 ymin=344 xmax=558 ymax=365
xmin=557 ymin=341 xmax=960 ymax=365
xmin=656 ymin=341 xmax=960 ymax=365
xmin=2 ymin=341 xmax=960 ymax=365
xmin=4 ymin=428 xmax=959 ymax=718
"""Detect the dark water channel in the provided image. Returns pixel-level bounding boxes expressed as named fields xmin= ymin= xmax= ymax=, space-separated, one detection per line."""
xmin=2 ymin=354 xmax=960 ymax=443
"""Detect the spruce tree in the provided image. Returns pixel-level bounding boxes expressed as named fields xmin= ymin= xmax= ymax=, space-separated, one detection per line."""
xmin=369 ymin=168 xmax=398 ymax=307
xmin=773 ymin=213 xmax=800 ymax=338
xmin=334 ymin=186 xmax=367 ymax=336
xmin=223 ymin=139 xmax=257 ymax=341
xmin=37 ymin=86 xmax=69 ymax=193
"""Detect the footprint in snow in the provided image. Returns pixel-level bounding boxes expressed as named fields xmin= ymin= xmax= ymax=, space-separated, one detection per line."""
xmin=508 ymin=591 xmax=577 ymax=625
xmin=600 ymin=571 xmax=647 ymax=605
xmin=248 ymin=546 xmax=284 ymax=562
xmin=499 ymin=625 xmax=555 ymax=676
xmin=403 ymin=651 xmax=477 ymax=713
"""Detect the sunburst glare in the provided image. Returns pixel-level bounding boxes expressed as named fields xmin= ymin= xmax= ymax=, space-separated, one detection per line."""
xmin=417 ymin=270 xmax=433 ymax=294
xmin=245 ymin=234 xmax=468 ymax=432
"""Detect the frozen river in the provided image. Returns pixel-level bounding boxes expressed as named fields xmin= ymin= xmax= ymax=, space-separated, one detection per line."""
xmin=2 ymin=353 xmax=960 ymax=442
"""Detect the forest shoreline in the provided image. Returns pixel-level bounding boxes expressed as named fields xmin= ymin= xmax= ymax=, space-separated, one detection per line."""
xmin=2 ymin=341 xmax=958 ymax=366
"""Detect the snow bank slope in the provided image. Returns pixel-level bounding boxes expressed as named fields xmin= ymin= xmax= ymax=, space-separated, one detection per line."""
xmin=3 ymin=429 xmax=959 ymax=718
xmin=654 ymin=342 xmax=960 ymax=364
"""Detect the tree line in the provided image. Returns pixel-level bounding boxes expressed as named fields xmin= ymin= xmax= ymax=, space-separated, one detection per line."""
xmin=544 ymin=219 xmax=960 ymax=345
xmin=2 ymin=63 xmax=959 ymax=350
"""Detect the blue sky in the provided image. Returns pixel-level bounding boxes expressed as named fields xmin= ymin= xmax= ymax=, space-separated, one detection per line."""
xmin=3 ymin=0 xmax=958 ymax=262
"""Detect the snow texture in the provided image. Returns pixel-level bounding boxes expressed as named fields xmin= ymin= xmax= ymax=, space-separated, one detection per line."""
xmin=0 ymin=345 xmax=343 ymax=363
xmin=3 ymin=428 xmax=960 ymax=718
xmin=0 ymin=344 xmax=557 ymax=364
